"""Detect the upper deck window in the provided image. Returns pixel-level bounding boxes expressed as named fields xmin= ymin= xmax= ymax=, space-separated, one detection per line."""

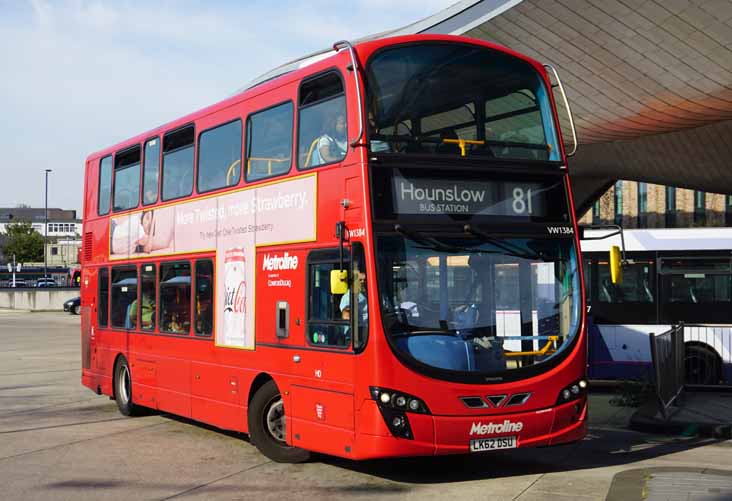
xmin=365 ymin=43 xmax=560 ymax=161
xmin=197 ymin=120 xmax=242 ymax=193
xmin=162 ymin=125 xmax=195 ymax=201
xmin=298 ymin=72 xmax=347 ymax=169
xmin=113 ymin=146 xmax=141 ymax=212
xmin=143 ymin=138 xmax=160 ymax=206
xmin=98 ymin=156 xmax=112 ymax=216
xmin=246 ymin=102 xmax=293 ymax=181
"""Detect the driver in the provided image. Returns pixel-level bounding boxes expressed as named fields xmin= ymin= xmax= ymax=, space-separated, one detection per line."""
xmin=396 ymin=265 xmax=420 ymax=318
xmin=340 ymin=272 xmax=368 ymax=323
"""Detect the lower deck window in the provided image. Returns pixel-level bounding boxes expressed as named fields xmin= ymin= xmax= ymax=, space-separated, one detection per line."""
xmin=111 ymin=267 xmax=138 ymax=329
xmin=195 ymin=260 xmax=214 ymax=336
xmin=160 ymin=262 xmax=191 ymax=334
xmin=308 ymin=261 xmax=350 ymax=347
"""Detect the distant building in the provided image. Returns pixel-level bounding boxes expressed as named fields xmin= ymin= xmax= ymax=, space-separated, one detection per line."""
xmin=0 ymin=207 xmax=82 ymax=236
xmin=46 ymin=239 xmax=82 ymax=267
xmin=579 ymin=182 xmax=732 ymax=229
xmin=0 ymin=207 xmax=82 ymax=265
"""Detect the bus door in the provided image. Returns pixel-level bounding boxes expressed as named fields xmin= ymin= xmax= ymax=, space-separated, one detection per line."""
xmin=131 ymin=263 xmax=159 ymax=409
xmin=288 ymin=246 xmax=366 ymax=456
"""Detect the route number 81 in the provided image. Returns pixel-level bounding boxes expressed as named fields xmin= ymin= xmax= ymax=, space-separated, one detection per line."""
xmin=512 ymin=187 xmax=533 ymax=214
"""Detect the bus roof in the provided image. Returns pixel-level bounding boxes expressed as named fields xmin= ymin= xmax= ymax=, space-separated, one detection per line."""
xmin=581 ymin=227 xmax=732 ymax=253
xmin=85 ymin=34 xmax=546 ymax=163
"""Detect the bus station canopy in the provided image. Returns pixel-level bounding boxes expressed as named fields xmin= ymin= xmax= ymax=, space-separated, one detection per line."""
xmin=449 ymin=0 xmax=732 ymax=214
xmin=248 ymin=0 xmax=732 ymax=214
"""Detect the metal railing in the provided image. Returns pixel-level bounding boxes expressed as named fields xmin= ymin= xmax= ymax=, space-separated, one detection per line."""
xmin=649 ymin=323 xmax=685 ymax=419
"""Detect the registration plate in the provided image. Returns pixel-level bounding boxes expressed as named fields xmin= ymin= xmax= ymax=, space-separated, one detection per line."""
xmin=469 ymin=436 xmax=517 ymax=452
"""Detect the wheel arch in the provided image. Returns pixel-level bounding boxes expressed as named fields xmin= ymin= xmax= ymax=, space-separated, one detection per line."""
xmin=248 ymin=372 xmax=276 ymax=406
xmin=684 ymin=340 xmax=723 ymax=383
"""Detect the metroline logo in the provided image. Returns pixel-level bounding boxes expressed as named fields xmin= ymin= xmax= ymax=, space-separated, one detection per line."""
xmin=262 ymin=252 xmax=299 ymax=271
xmin=469 ymin=420 xmax=523 ymax=435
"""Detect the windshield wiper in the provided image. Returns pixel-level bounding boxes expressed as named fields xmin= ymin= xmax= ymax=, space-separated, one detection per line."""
xmin=391 ymin=329 xmax=455 ymax=337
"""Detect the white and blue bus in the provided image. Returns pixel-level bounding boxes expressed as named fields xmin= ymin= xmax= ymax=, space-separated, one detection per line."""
xmin=581 ymin=228 xmax=732 ymax=385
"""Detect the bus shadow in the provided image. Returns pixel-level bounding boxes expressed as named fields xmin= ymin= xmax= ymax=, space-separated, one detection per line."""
xmin=158 ymin=410 xmax=717 ymax=484
xmin=320 ymin=427 xmax=719 ymax=484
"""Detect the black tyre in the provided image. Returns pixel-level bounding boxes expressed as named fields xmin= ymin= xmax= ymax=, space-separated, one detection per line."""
xmin=114 ymin=355 xmax=143 ymax=416
xmin=73 ymin=305 xmax=80 ymax=315
xmin=685 ymin=344 xmax=721 ymax=385
xmin=248 ymin=380 xmax=310 ymax=463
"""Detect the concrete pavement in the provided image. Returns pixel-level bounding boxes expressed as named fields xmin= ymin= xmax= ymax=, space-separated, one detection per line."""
xmin=1 ymin=311 xmax=731 ymax=500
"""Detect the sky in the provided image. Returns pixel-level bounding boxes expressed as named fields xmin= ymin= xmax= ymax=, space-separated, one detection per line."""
xmin=0 ymin=0 xmax=457 ymax=215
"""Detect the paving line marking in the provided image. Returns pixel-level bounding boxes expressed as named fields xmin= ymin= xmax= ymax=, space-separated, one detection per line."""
xmin=0 ymin=416 xmax=133 ymax=434
xmin=0 ymin=397 xmax=104 ymax=417
xmin=158 ymin=460 xmax=272 ymax=500
xmin=512 ymin=473 xmax=545 ymax=500
xmin=0 ymin=421 xmax=169 ymax=462
xmin=0 ymin=368 xmax=78 ymax=376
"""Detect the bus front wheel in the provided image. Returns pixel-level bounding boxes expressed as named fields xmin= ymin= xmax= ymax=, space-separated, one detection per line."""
xmin=114 ymin=355 xmax=142 ymax=416
xmin=248 ymin=380 xmax=310 ymax=463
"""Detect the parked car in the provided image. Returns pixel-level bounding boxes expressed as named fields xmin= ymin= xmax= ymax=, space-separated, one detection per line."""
xmin=36 ymin=278 xmax=57 ymax=288
xmin=11 ymin=280 xmax=27 ymax=288
xmin=64 ymin=296 xmax=81 ymax=315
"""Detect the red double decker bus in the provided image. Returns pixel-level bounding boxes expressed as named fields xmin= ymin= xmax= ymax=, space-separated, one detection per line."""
xmin=81 ymin=34 xmax=586 ymax=462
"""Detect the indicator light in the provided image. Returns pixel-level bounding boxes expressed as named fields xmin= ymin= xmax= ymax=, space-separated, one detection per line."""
xmin=562 ymin=389 xmax=571 ymax=400
xmin=578 ymin=380 xmax=588 ymax=389
xmin=571 ymin=384 xmax=580 ymax=395
xmin=380 ymin=392 xmax=391 ymax=404
xmin=395 ymin=395 xmax=407 ymax=407
xmin=392 ymin=416 xmax=405 ymax=428
xmin=408 ymin=399 xmax=420 ymax=411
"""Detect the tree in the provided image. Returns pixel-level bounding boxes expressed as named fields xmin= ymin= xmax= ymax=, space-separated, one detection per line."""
xmin=1 ymin=220 xmax=44 ymax=263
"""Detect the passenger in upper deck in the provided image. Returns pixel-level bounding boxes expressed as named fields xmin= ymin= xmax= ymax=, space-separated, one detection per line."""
xmin=310 ymin=113 xmax=347 ymax=166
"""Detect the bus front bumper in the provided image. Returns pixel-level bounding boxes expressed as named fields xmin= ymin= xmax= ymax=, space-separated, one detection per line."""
xmin=353 ymin=397 xmax=586 ymax=459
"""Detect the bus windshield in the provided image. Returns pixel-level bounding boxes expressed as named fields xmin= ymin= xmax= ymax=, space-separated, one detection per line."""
xmin=366 ymin=43 xmax=561 ymax=161
xmin=376 ymin=234 xmax=580 ymax=376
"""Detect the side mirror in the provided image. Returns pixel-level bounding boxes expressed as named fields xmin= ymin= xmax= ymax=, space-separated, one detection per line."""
xmin=330 ymin=269 xmax=348 ymax=295
xmin=609 ymin=245 xmax=623 ymax=285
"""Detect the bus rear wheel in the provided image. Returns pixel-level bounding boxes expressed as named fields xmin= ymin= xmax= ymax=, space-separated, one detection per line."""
xmin=114 ymin=355 xmax=142 ymax=416
xmin=685 ymin=344 xmax=721 ymax=385
xmin=248 ymin=380 xmax=310 ymax=463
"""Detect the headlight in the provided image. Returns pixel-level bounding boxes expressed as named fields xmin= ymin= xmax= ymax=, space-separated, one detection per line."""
xmin=369 ymin=387 xmax=430 ymax=414
xmin=369 ymin=387 xmax=431 ymax=440
xmin=556 ymin=379 xmax=588 ymax=405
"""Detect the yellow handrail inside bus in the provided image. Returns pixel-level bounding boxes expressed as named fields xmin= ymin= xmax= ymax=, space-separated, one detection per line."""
xmin=225 ymin=159 xmax=241 ymax=186
xmin=504 ymin=336 xmax=559 ymax=357
xmin=247 ymin=156 xmax=290 ymax=175
xmin=303 ymin=138 xmax=320 ymax=167
xmin=442 ymin=138 xmax=485 ymax=157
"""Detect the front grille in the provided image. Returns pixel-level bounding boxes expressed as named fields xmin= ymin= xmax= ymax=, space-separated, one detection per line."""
xmin=459 ymin=392 xmax=532 ymax=409
xmin=460 ymin=397 xmax=489 ymax=408
xmin=486 ymin=395 xmax=507 ymax=407
xmin=505 ymin=393 xmax=531 ymax=407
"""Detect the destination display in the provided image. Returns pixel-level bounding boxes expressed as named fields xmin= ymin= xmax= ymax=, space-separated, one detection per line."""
xmin=389 ymin=170 xmax=560 ymax=218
